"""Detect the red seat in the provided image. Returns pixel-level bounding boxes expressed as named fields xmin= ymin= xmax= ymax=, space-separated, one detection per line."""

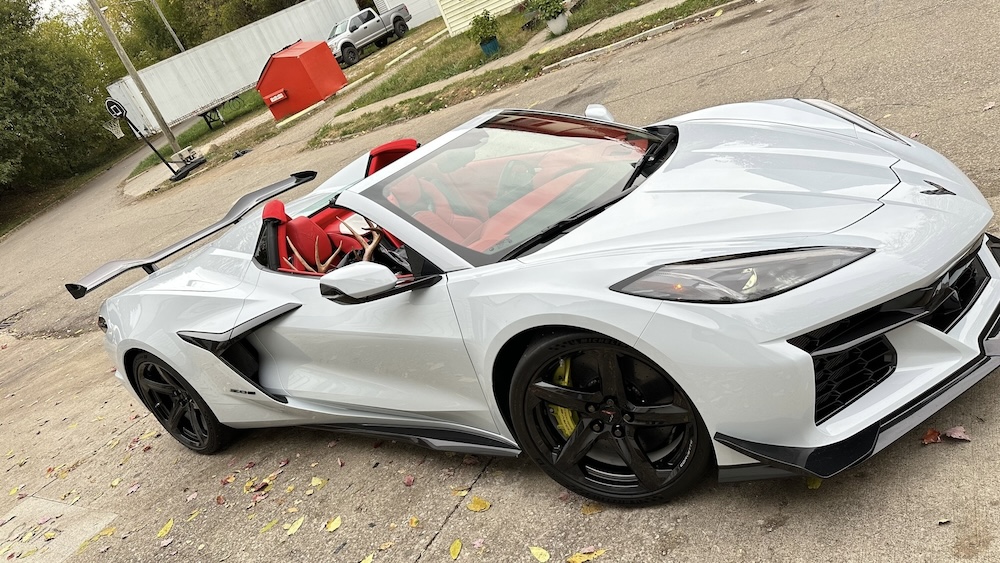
xmin=389 ymin=176 xmax=481 ymax=243
xmin=367 ymin=138 xmax=419 ymax=177
xmin=284 ymin=216 xmax=336 ymax=272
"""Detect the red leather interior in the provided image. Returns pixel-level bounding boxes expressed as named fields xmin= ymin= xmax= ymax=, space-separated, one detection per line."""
xmin=390 ymin=176 xmax=482 ymax=243
xmin=468 ymin=168 xmax=590 ymax=252
xmin=367 ymin=138 xmax=419 ymax=177
xmin=285 ymin=216 xmax=334 ymax=271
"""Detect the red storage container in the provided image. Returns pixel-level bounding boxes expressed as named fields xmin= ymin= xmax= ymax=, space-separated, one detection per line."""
xmin=257 ymin=41 xmax=347 ymax=121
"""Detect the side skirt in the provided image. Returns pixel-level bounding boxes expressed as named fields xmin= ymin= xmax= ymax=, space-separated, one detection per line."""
xmin=304 ymin=423 xmax=521 ymax=457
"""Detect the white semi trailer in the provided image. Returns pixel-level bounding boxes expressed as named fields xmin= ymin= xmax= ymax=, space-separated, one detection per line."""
xmin=108 ymin=0 xmax=441 ymax=135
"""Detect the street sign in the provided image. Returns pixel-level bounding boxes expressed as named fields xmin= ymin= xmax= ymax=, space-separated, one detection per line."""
xmin=105 ymin=98 xmax=127 ymax=118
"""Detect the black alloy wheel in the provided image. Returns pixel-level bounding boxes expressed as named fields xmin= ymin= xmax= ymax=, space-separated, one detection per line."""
xmin=342 ymin=44 xmax=359 ymax=66
xmin=375 ymin=37 xmax=388 ymax=48
xmin=132 ymin=352 xmax=231 ymax=454
xmin=393 ymin=20 xmax=408 ymax=38
xmin=510 ymin=333 xmax=711 ymax=505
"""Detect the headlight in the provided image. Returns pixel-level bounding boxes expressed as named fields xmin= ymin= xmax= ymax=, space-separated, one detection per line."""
xmin=612 ymin=247 xmax=872 ymax=303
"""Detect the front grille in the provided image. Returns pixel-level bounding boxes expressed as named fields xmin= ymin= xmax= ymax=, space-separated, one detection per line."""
xmin=790 ymin=243 xmax=990 ymax=424
xmin=812 ymin=337 xmax=896 ymax=424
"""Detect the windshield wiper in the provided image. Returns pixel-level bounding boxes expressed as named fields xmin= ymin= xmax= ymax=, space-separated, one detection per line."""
xmin=502 ymin=190 xmax=634 ymax=261
xmin=621 ymin=128 xmax=677 ymax=192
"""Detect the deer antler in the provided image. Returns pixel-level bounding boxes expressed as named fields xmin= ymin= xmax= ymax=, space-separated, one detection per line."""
xmin=344 ymin=219 xmax=383 ymax=262
xmin=286 ymin=236 xmax=317 ymax=273
xmin=317 ymin=240 xmax=342 ymax=273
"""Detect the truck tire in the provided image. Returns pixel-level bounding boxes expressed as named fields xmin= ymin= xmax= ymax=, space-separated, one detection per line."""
xmin=394 ymin=20 xmax=408 ymax=38
xmin=375 ymin=37 xmax=388 ymax=48
xmin=342 ymin=44 xmax=359 ymax=66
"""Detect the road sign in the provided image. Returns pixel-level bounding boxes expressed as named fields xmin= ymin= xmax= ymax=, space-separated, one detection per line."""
xmin=105 ymin=98 xmax=127 ymax=118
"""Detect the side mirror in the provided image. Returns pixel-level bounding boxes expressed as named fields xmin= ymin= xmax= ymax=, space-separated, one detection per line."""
xmin=349 ymin=24 xmax=358 ymax=32
xmin=585 ymin=104 xmax=615 ymax=123
xmin=320 ymin=262 xmax=397 ymax=300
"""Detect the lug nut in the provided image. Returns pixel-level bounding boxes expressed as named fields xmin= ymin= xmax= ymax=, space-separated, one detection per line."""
xmin=586 ymin=404 xmax=597 ymax=413
xmin=591 ymin=421 xmax=603 ymax=432
xmin=612 ymin=426 xmax=624 ymax=438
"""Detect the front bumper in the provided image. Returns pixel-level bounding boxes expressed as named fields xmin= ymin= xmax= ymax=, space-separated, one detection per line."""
xmin=716 ymin=235 xmax=1000 ymax=480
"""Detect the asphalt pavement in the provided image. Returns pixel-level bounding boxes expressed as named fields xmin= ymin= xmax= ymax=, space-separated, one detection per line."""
xmin=2 ymin=0 xmax=1000 ymax=561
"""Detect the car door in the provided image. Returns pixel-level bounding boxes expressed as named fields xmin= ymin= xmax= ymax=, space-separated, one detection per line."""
xmin=355 ymin=10 xmax=378 ymax=44
xmin=239 ymin=234 xmax=498 ymax=433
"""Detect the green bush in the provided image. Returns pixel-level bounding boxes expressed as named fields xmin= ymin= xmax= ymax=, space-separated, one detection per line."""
xmin=468 ymin=10 xmax=499 ymax=43
xmin=528 ymin=0 xmax=565 ymax=20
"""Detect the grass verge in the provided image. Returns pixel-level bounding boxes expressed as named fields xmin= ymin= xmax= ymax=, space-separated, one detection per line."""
xmin=128 ymin=90 xmax=267 ymax=178
xmin=310 ymin=0 xmax=733 ymax=147
xmin=565 ymin=0 xmax=659 ymax=32
xmin=338 ymin=10 xmax=536 ymax=116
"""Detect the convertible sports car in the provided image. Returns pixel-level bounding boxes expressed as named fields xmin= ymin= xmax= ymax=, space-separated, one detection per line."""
xmin=68 ymin=99 xmax=1000 ymax=504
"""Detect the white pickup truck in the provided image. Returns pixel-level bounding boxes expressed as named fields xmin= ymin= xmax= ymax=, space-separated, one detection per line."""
xmin=326 ymin=5 xmax=412 ymax=67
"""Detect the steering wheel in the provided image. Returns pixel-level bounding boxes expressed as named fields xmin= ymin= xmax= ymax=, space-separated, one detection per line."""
xmin=490 ymin=160 xmax=536 ymax=216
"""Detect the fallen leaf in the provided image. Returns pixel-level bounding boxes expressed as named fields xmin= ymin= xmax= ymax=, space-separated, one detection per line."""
xmin=713 ymin=8 xmax=723 ymax=17
xmin=462 ymin=455 xmax=479 ymax=465
xmin=220 ymin=475 xmax=236 ymax=486
xmin=337 ymin=458 xmax=345 ymax=467
xmin=244 ymin=461 xmax=256 ymax=470
xmin=403 ymin=475 xmax=415 ymax=487
xmin=8 ymin=486 xmax=21 ymax=497
xmin=186 ymin=510 xmax=200 ymax=522
xmin=558 ymin=491 xmax=571 ymax=502
xmin=126 ymin=483 xmax=140 ymax=495
xmin=43 ymin=531 xmax=57 ymax=541
xmin=943 ymin=426 xmax=971 ymax=441
xmin=286 ymin=507 xmax=299 ymax=513
xmin=327 ymin=440 xmax=338 ymax=448
xmin=286 ymin=516 xmax=305 ymax=536
xmin=466 ymin=496 xmax=491 ymax=512
xmin=310 ymin=477 xmax=327 ymax=490
xmin=305 ymin=489 xmax=314 ymax=496
xmin=140 ymin=430 xmax=159 ymax=440
xmin=451 ymin=487 xmax=470 ymax=497
xmin=156 ymin=519 xmax=173 ymax=538
xmin=922 ymin=428 xmax=942 ymax=444
xmin=310 ymin=462 xmax=319 ymax=468
xmin=472 ymin=538 xmax=484 ymax=549
xmin=379 ymin=541 xmax=393 ymax=551
xmin=259 ymin=519 xmax=278 ymax=534
xmin=530 ymin=546 xmax=551 ymax=562
xmin=984 ymin=103 xmax=996 ymax=112
xmin=110 ymin=478 xmax=122 ymax=488
xmin=360 ymin=554 xmax=374 ymax=563
xmin=939 ymin=519 xmax=952 ymax=525
xmin=408 ymin=516 xmax=420 ymax=528
xmin=278 ymin=458 xmax=289 ymax=468
xmin=99 ymin=526 xmax=115 ymax=537
xmin=159 ymin=538 xmax=173 ymax=548
xmin=581 ymin=502 xmax=603 ymax=515
xmin=216 ymin=495 xmax=225 ymax=505
xmin=186 ymin=492 xmax=198 ymax=502
xmin=243 ymin=479 xmax=256 ymax=494
xmin=566 ymin=548 xmax=606 ymax=563
xmin=325 ymin=516 xmax=342 ymax=532
xmin=285 ymin=485 xmax=295 ymax=493
xmin=449 ymin=539 xmax=462 ymax=560
xmin=806 ymin=477 xmax=823 ymax=490
xmin=22 ymin=530 xmax=34 ymax=542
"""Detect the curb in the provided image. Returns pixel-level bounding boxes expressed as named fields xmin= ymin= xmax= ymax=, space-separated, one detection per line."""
xmin=542 ymin=0 xmax=761 ymax=71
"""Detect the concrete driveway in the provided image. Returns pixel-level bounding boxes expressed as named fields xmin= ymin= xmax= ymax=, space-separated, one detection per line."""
xmin=2 ymin=0 xmax=1000 ymax=561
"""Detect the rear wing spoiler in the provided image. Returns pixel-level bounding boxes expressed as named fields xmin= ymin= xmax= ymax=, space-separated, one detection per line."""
xmin=65 ymin=171 xmax=317 ymax=299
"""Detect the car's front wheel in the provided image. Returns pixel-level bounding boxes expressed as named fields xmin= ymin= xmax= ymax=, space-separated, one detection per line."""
xmin=509 ymin=333 xmax=711 ymax=505
xmin=132 ymin=352 xmax=232 ymax=454
xmin=342 ymin=44 xmax=359 ymax=66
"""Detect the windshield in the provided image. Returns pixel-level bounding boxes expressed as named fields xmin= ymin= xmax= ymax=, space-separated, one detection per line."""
xmin=363 ymin=113 xmax=659 ymax=266
xmin=329 ymin=20 xmax=348 ymax=38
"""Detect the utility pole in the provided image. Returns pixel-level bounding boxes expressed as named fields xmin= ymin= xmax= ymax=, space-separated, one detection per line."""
xmin=148 ymin=0 xmax=185 ymax=52
xmin=87 ymin=0 xmax=181 ymax=154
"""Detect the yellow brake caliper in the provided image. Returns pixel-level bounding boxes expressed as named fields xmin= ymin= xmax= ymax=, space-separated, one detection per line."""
xmin=551 ymin=358 xmax=579 ymax=439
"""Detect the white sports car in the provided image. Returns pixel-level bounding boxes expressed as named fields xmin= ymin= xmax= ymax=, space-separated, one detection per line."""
xmin=69 ymin=100 xmax=1000 ymax=505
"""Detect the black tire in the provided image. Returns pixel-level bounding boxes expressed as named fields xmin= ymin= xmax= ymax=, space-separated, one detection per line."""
xmin=342 ymin=44 xmax=359 ymax=66
xmin=374 ymin=37 xmax=388 ymax=48
xmin=393 ymin=20 xmax=408 ymax=38
xmin=132 ymin=352 xmax=232 ymax=454
xmin=509 ymin=333 xmax=712 ymax=505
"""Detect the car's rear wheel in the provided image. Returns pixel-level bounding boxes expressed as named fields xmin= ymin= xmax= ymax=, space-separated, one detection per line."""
xmin=509 ymin=333 xmax=711 ymax=505
xmin=394 ymin=20 xmax=408 ymax=38
xmin=132 ymin=352 xmax=231 ymax=454
xmin=374 ymin=37 xmax=388 ymax=48
xmin=342 ymin=44 xmax=359 ymax=66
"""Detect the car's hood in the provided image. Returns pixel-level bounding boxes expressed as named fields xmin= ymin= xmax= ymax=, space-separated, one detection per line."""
xmin=529 ymin=109 xmax=904 ymax=260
